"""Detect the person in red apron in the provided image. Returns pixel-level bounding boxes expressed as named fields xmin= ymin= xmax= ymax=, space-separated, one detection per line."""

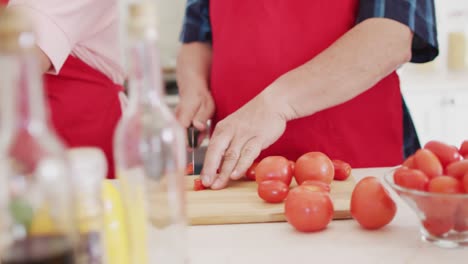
xmin=176 ymin=0 xmax=439 ymax=189
xmin=6 ymin=0 xmax=125 ymax=179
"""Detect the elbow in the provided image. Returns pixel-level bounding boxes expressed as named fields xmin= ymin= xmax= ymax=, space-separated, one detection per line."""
xmin=399 ymin=34 xmax=413 ymax=65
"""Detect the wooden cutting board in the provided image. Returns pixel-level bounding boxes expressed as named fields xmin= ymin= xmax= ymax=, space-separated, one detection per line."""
xmin=185 ymin=175 xmax=356 ymax=226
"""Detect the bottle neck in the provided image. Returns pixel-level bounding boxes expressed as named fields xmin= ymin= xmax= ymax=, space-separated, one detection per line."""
xmin=0 ymin=52 xmax=49 ymax=134
xmin=127 ymin=32 xmax=165 ymax=110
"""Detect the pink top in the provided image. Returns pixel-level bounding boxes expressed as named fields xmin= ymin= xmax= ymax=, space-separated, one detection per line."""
xmin=8 ymin=0 xmax=125 ymax=85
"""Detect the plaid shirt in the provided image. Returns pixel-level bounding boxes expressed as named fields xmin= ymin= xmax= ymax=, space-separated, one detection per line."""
xmin=180 ymin=0 xmax=439 ymax=63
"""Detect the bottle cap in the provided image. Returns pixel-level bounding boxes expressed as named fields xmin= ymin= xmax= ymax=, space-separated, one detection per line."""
xmin=0 ymin=8 xmax=35 ymax=52
xmin=127 ymin=1 xmax=158 ymax=38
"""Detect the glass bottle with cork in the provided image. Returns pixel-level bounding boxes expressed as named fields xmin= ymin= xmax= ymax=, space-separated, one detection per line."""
xmin=0 ymin=8 xmax=78 ymax=264
xmin=114 ymin=1 xmax=187 ymax=264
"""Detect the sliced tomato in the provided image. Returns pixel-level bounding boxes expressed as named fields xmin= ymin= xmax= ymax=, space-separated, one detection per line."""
xmin=445 ymin=160 xmax=468 ymax=180
xmin=302 ymin=180 xmax=331 ymax=193
xmin=424 ymin=140 xmax=462 ymax=167
xmin=393 ymin=167 xmax=429 ymax=191
xmin=245 ymin=162 xmax=259 ymax=181
xmin=257 ymin=180 xmax=289 ymax=203
xmin=186 ymin=162 xmax=194 ymax=175
xmin=193 ymin=178 xmax=206 ymax=191
xmin=332 ymin=160 xmax=352 ymax=181
xmin=414 ymin=149 xmax=443 ymax=179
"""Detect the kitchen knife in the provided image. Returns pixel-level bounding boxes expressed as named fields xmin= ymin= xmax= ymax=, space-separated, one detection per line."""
xmin=187 ymin=125 xmax=201 ymax=175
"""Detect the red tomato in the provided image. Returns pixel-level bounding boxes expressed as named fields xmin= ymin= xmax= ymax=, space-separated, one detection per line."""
xmin=350 ymin=177 xmax=396 ymax=230
xmin=424 ymin=140 xmax=462 ymax=167
xmin=393 ymin=167 xmax=429 ymax=191
xmin=402 ymin=155 xmax=415 ymax=169
xmin=245 ymin=162 xmax=259 ymax=181
xmin=255 ymin=156 xmax=293 ymax=186
xmin=288 ymin=160 xmax=295 ymax=173
xmin=193 ymin=178 xmax=206 ymax=191
xmin=257 ymin=180 xmax=289 ymax=203
xmin=423 ymin=217 xmax=454 ymax=236
xmin=284 ymin=186 xmax=334 ymax=232
xmin=428 ymin=176 xmax=463 ymax=194
xmin=454 ymin=201 xmax=468 ymax=232
xmin=332 ymin=160 xmax=352 ymax=181
xmin=460 ymin=140 xmax=468 ymax=157
xmin=414 ymin=149 xmax=443 ymax=179
xmin=463 ymin=172 xmax=468 ymax=193
xmin=294 ymin=152 xmax=334 ymax=185
xmin=445 ymin=160 xmax=468 ymax=180
xmin=465 ymin=155 xmax=468 ymax=160
xmin=186 ymin=162 xmax=194 ymax=175
xmin=415 ymin=194 xmax=458 ymax=237
xmin=302 ymin=180 xmax=331 ymax=193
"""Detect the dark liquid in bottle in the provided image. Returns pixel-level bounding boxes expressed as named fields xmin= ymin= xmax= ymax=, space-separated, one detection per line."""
xmin=1 ymin=236 xmax=74 ymax=264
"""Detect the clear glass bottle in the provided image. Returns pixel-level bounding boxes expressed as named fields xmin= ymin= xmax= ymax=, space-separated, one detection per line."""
xmin=0 ymin=8 xmax=78 ymax=264
xmin=114 ymin=1 xmax=187 ymax=264
xmin=67 ymin=148 xmax=107 ymax=264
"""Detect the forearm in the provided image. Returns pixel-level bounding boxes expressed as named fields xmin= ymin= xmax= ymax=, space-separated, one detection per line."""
xmin=176 ymin=42 xmax=212 ymax=93
xmin=35 ymin=46 xmax=51 ymax=73
xmin=266 ymin=18 xmax=413 ymax=121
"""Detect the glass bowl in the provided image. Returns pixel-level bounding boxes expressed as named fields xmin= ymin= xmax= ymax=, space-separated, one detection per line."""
xmin=384 ymin=169 xmax=468 ymax=248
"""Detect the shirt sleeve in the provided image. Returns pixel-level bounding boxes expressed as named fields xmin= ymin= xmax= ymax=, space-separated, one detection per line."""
xmin=7 ymin=0 xmax=114 ymax=73
xmin=356 ymin=0 xmax=439 ymax=63
xmin=179 ymin=0 xmax=212 ymax=43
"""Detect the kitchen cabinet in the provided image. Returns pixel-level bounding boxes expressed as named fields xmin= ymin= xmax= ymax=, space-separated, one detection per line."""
xmin=400 ymin=70 xmax=468 ymax=147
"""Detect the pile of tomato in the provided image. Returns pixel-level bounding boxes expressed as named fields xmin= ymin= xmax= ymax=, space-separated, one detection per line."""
xmin=392 ymin=140 xmax=468 ymax=236
xmin=249 ymin=152 xmax=396 ymax=232
xmin=193 ymin=140 xmax=468 ymax=235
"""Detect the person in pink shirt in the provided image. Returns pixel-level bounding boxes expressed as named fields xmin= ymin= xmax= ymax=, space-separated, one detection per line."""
xmin=6 ymin=0 xmax=125 ymax=178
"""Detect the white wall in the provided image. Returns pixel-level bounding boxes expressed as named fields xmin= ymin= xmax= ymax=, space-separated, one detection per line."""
xmin=157 ymin=0 xmax=185 ymax=69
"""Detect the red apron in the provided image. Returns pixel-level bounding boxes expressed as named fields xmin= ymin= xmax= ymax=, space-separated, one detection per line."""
xmin=210 ymin=0 xmax=403 ymax=167
xmin=45 ymin=56 xmax=122 ymax=179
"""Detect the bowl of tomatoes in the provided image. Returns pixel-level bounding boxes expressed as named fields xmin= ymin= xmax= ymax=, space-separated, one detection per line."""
xmin=384 ymin=140 xmax=468 ymax=248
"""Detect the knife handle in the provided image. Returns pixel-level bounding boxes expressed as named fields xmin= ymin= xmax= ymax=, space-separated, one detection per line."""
xmin=187 ymin=125 xmax=201 ymax=149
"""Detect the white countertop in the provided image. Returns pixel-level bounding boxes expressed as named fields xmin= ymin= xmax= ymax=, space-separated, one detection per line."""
xmin=185 ymin=168 xmax=468 ymax=264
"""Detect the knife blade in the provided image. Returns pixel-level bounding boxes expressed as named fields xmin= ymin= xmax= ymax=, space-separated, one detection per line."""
xmin=187 ymin=125 xmax=201 ymax=175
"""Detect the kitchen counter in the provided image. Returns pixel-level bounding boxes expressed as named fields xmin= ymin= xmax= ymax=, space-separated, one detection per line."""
xmin=185 ymin=168 xmax=468 ymax=264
